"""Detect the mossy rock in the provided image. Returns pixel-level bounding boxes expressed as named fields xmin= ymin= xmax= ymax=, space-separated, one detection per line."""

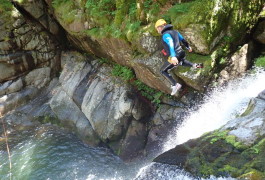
xmin=52 ymin=0 xmax=79 ymax=25
xmin=155 ymin=128 xmax=265 ymax=179
xmin=0 ymin=0 xmax=13 ymax=14
xmin=0 ymin=0 xmax=15 ymax=41
xmin=175 ymin=53 xmax=212 ymax=91
xmin=239 ymin=170 xmax=265 ymax=180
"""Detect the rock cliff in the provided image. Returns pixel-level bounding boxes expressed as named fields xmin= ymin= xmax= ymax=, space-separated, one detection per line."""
xmin=1 ymin=0 xmax=265 ymax=164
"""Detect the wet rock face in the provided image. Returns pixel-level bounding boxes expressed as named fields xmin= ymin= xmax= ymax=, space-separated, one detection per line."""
xmin=0 ymin=17 xmax=60 ymax=83
xmin=81 ymin=66 xmax=151 ymax=142
xmin=12 ymin=0 xmax=63 ymax=37
xmin=0 ymin=5 xmax=61 ymax=115
xmin=48 ymin=51 xmax=153 ymax=152
xmin=222 ymin=90 xmax=265 ymax=145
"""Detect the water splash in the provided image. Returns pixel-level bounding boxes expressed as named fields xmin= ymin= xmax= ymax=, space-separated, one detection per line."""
xmin=164 ymin=68 xmax=265 ymax=151
xmin=134 ymin=163 xmax=235 ymax=180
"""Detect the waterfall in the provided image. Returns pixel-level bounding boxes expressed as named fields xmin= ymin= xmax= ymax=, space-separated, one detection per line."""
xmin=164 ymin=68 xmax=265 ymax=151
xmin=134 ymin=68 xmax=265 ymax=180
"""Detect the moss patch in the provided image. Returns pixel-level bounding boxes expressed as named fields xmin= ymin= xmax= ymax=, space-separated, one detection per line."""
xmin=178 ymin=53 xmax=212 ymax=75
xmin=164 ymin=0 xmax=211 ymax=30
xmin=52 ymin=0 xmax=77 ymax=24
xmin=0 ymin=0 xmax=14 ymax=20
xmin=51 ymin=0 xmax=263 ymax=62
xmin=0 ymin=0 xmax=13 ymax=13
xmin=254 ymin=56 xmax=265 ymax=68
xmin=178 ymin=130 xmax=265 ymax=178
xmin=37 ymin=115 xmax=61 ymax=126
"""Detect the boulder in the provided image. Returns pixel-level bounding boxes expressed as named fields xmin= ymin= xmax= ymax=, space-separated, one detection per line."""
xmin=218 ymin=42 xmax=254 ymax=84
xmin=136 ymin=32 xmax=161 ymax=54
xmin=59 ymin=51 xmax=93 ymax=97
xmin=24 ymin=67 xmax=51 ymax=89
xmin=0 ymin=87 xmax=38 ymax=115
xmin=221 ymin=97 xmax=265 ymax=145
xmin=0 ymin=12 xmax=60 ymax=83
xmin=49 ymin=51 xmax=154 ymax=153
xmin=132 ymin=52 xmax=171 ymax=93
xmin=181 ymin=24 xmax=210 ymax=55
xmin=0 ymin=78 xmax=23 ymax=96
xmin=49 ymin=88 xmax=100 ymax=146
xmin=81 ymin=66 xmax=135 ymax=141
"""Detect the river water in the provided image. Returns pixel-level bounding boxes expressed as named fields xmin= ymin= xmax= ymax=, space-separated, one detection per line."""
xmin=1 ymin=68 xmax=265 ymax=180
xmin=0 ymin=125 xmax=134 ymax=180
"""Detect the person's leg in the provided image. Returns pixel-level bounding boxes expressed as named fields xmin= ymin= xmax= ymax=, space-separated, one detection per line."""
xmin=181 ymin=58 xmax=194 ymax=67
xmin=160 ymin=61 xmax=182 ymax=95
xmin=176 ymin=50 xmax=193 ymax=67
xmin=180 ymin=56 xmax=203 ymax=68
xmin=160 ymin=61 xmax=177 ymax=86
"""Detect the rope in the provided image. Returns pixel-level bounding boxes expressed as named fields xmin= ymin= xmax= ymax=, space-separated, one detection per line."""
xmin=0 ymin=113 xmax=12 ymax=180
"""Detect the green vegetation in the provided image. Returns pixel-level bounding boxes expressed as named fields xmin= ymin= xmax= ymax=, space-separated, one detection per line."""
xmin=0 ymin=0 xmax=13 ymax=15
xmin=255 ymin=56 xmax=265 ymax=67
xmin=107 ymin=62 xmax=166 ymax=106
xmin=38 ymin=115 xmax=61 ymax=126
xmin=187 ymin=53 xmax=212 ymax=74
xmin=182 ymin=129 xmax=265 ymax=178
xmin=133 ymin=80 xmax=164 ymax=105
xmin=208 ymin=0 xmax=263 ymax=45
xmin=99 ymin=58 xmax=111 ymax=64
xmin=111 ymin=64 xmax=135 ymax=81
xmin=51 ymin=0 xmax=263 ymax=63
xmin=0 ymin=0 xmax=12 ymax=11
xmin=85 ymin=0 xmax=116 ymax=27
xmin=52 ymin=0 xmax=70 ymax=9
xmin=52 ymin=0 xmax=167 ymax=41
xmin=260 ymin=9 xmax=265 ymax=17
xmin=52 ymin=0 xmax=77 ymax=24
xmin=163 ymin=0 xmax=210 ymax=30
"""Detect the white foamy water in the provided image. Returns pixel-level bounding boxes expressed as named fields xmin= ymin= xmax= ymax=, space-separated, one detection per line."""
xmin=134 ymin=163 xmax=235 ymax=180
xmin=164 ymin=68 xmax=265 ymax=151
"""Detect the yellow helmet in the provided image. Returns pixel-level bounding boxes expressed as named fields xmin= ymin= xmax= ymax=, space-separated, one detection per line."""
xmin=155 ymin=19 xmax=167 ymax=28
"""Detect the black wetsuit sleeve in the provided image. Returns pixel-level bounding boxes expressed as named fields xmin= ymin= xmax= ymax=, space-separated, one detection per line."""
xmin=177 ymin=31 xmax=190 ymax=50
xmin=182 ymin=39 xmax=190 ymax=50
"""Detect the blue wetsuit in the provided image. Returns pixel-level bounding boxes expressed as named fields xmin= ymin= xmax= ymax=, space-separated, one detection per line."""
xmin=162 ymin=32 xmax=185 ymax=58
xmin=160 ymin=24 xmax=194 ymax=86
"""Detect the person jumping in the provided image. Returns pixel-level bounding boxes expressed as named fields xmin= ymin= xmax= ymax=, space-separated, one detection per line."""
xmin=155 ymin=19 xmax=203 ymax=95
